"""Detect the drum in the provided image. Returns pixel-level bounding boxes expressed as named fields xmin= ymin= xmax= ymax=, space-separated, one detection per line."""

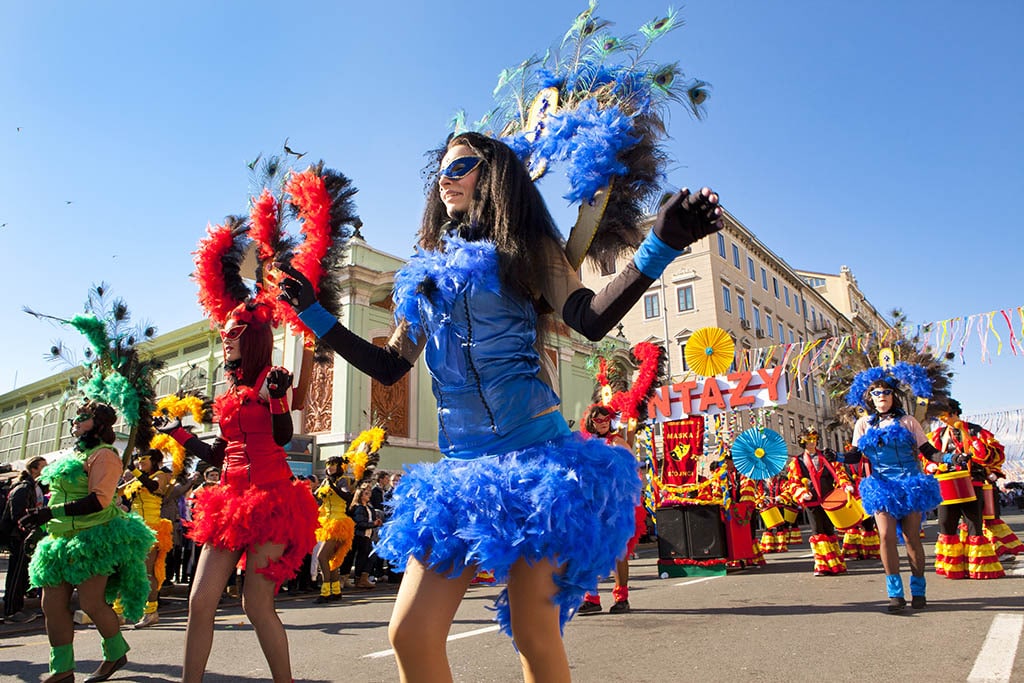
xmin=782 ymin=506 xmax=799 ymax=524
xmin=759 ymin=506 xmax=784 ymax=529
xmin=936 ymin=470 xmax=977 ymax=505
xmin=981 ymin=482 xmax=995 ymax=520
xmin=821 ymin=489 xmax=865 ymax=531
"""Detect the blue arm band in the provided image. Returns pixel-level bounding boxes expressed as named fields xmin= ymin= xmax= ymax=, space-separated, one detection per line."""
xmin=297 ymin=302 xmax=339 ymax=338
xmin=942 ymin=453 xmax=955 ymax=464
xmin=633 ymin=231 xmax=683 ymax=279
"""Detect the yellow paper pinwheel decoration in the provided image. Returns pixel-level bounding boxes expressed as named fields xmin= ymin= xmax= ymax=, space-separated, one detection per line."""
xmin=684 ymin=327 xmax=735 ymax=378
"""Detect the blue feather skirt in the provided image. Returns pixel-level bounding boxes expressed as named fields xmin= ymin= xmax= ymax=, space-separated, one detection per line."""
xmin=376 ymin=432 xmax=640 ymax=637
xmin=860 ymin=474 xmax=943 ymax=519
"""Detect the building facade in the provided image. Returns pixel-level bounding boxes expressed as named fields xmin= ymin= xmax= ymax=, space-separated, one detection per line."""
xmin=580 ymin=210 xmax=893 ymax=452
xmin=1 ymin=237 xmax=617 ymax=473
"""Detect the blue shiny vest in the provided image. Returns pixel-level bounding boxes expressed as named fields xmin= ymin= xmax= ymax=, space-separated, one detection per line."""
xmin=855 ymin=415 xmax=923 ymax=480
xmin=393 ymin=236 xmax=562 ymax=457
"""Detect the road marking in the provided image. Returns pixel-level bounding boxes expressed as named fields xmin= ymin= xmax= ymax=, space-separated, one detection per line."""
xmin=967 ymin=613 xmax=1023 ymax=683
xmin=673 ymin=576 xmax=723 ymax=587
xmin=362 ymin=625 xmax=501 ymax=659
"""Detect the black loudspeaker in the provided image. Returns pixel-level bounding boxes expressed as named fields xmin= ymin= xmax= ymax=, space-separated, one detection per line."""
xmin=657 ymin=505 xmax=727 ymax=560
xmin=657 ymin=506 xmax=688 ymax=559
xmin=684 ymin=505 xmax=727 ymax=559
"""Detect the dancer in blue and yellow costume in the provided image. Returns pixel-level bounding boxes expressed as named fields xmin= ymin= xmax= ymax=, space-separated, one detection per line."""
xmin=20 ymin=401 xmax=155 ymax=683
xmin=843 ymin=364 xmax=944 ymax=612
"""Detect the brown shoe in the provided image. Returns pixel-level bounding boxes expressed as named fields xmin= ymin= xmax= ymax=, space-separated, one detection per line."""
xmin=355 ymin=573 xmax=375 ymax=590
xmin=83 ymin=655 xmax=127 ymax=682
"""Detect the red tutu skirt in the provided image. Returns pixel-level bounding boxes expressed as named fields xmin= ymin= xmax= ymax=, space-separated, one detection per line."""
xmin=187 ymin=478 xmax=318 ymax=589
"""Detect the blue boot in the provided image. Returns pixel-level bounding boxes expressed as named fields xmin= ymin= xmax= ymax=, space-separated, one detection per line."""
xmin=910 ymin=574 xmax=927 ymax=609
xmin=885 ymin=574 xmax=906 ymax=613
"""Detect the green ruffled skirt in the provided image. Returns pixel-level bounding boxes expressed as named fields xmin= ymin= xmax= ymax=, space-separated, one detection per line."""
xmin=29 ymin=512 xmax=155 ymax=622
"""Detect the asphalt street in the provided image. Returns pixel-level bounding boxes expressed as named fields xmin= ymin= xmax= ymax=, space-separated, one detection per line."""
xmin=2 ymin=511 xmax=1023 ymax=682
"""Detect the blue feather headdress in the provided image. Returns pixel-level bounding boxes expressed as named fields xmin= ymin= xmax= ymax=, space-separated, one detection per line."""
xmin=452 ymin=1 xmax=709 ymax=269
xmin=846 ymin=361 xmax=933 ymax=409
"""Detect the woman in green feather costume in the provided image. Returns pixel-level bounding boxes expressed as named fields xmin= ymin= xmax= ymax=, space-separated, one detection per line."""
xmin=20 ymin=401 xmax=155 ymax=683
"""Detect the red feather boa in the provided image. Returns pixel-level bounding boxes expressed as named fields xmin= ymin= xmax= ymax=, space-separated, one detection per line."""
xmin=194 ymin=222 xmax=243 ymax=326
xmin=279 ymin=169 xmax=332 ymax=337
xmin=606 ymin=342 xmax=664 ymax=421
xmin=249 ymin=188 xmax=279 ymax=262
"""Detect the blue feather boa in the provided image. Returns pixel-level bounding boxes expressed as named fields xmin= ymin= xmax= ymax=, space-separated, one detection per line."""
xmin=392 ymin=235 xmax=501 ymax=337
xmin=858 ymin=421 xmax=916 ymax=451
xmin=376 ymin=432 xmax=640 ymax=639
xmin=505 ymin=99 xmax=643 ymax=203
xmin=860 ymin=474 xmax=942 ymax=519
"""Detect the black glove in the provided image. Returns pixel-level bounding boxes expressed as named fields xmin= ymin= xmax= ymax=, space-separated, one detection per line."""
xmin=652 ymin=187 xmax=723 ymax=250
xmin=266 ymin=367 xmax=293 ymax=398
xmin=19 ymin=506 xmax=54 ymax=533
xmin=153 ymin=416 xmax=182 ymax=434
xmin=276 ymin=262 xmax=317 ymax=312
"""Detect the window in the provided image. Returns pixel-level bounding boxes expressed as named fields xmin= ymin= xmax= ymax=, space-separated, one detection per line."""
xmin=747 ymin=257 xmax=756 ymax=280
xmin=809 ymin=305 xmax=815 ymax=322
xmin=643 ymin=292 xmax=660 ymax=319
xmin=676 ymin=285 xmax=694 ymax=312
xmin=766 ymin=314 xmax=773 ymax=338
xmin=795 ymin=297 xmax=800 ymax=315
xmin=773 ymin=277 xmax=779 ymax=298
xmin=753 ymin=307 xmax=762 ymax=331
xmin=155 ymin=375 xmax=177 ymax=398
xmin=761 ymin=267 xmax=768 ymax=290
xmin=722 ymin=286 xmax=732 ymax=313
xmin=738 ymin=296 xmax=747 ymax=321
xmin=778 ymin=322 xmax=785 ymax=341
xmin=679 ymin=340 xmax=690 ymax=371
xmin=784 ymin=286 xmax=790 ymax=307
xmin=732 ymin=244 xmax=741 ymax=268
xmin=789 ymin=330 xmax=795 ymax=343
xmin=717 ymin=233 xmax=727 ymax=258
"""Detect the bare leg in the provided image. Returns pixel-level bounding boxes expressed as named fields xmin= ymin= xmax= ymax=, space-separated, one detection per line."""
xmin=182 ymin=546 xmax=242 ymax=683
xmin=388 ymin=557 xmax=476 ymax=683
xmin=77 ymin=574 xmax=120 ymax=639
xmin=507 ymin=558 xmax=570 ymax=683
xmin=901 ymin=512 xmax=926 ymax=575
xmin=875 ymin=512 xmax=901 ymax=574
xmin=613 ymin=557 xmax=629 ymax=589
xmin=240 ymin=542 xmax=292 ymax=683
xmin=41 ymin=583 xmax=75 ymax=649
xmin=316 ymin=539 xmax=340 ymax=585
xmin=146 ymin=545 xmax=160 ymax=603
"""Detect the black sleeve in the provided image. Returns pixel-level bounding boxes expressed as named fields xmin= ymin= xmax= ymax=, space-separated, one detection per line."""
xmin=318 ymin=323 xmax=413 ymax=386
xmin=62 ymin=493 xmax=104 ymax=517
xmin=351 ymin=504 xmax=373 ymax=531
xmin=181 ymin=436 xmax=227 ymax=469
xmin=842 ymin=447 xmax=863 ymax=464
xmin=561 ymin=262 xmax=656 ymax=341
xmin=273 ymin=412 xmax=293 ymax=447
xmin=8 ymin=484 xmax=32 ymax=519
xmin=136 ymin=471 xmax=159 ymax=493
xmin=919 ymin=441 xmax=939 ymax=459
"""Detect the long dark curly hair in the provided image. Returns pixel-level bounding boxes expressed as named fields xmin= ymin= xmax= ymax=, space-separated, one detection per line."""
xmin=417 ymin=132 xmax=564 ymax=299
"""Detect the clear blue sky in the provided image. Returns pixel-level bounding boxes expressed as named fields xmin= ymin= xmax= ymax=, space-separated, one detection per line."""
xmin=2 ymin=0 xmax=1022 ymax=413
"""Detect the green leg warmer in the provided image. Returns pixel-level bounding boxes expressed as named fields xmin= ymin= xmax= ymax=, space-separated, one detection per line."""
xmin=50 ymin=643 xmax=75 ymax=674
xmin=101 ymin=631 xmax=130 ymax=662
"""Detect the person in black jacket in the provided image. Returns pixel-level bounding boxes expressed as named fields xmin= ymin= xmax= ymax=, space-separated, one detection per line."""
xmin=3 ymin=456 xmax=47 ymax=623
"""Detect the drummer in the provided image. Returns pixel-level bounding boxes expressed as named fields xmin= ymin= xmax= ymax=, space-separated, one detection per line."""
xmin=926 ymin=399 xmax=1005 ymax=580
xmin=784 ymin=427 xmax=851 ymax=577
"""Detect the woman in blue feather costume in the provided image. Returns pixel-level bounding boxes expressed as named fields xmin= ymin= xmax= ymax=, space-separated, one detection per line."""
xmin=278 ymin=131 xmax=721 ymax=682
xmin=844 ymin=364 xmax=943 ymax=613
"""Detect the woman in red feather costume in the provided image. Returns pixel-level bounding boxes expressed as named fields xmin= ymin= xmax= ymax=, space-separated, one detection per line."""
xmin=160 ymin=298 xmax=318 ymax=682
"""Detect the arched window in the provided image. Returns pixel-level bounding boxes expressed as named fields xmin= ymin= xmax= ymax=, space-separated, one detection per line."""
xmin=212 ymin=362 xmax=227 ymax=397
xmin=25 ymin=413 xmax=44 ymax=457
xmin=180 ymin=366 xmax=208 ymax=393
xmin=155 ymin=374 xmax=178 ymax=398
xmin=40 ymin=408 xmax=59 ymax=450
